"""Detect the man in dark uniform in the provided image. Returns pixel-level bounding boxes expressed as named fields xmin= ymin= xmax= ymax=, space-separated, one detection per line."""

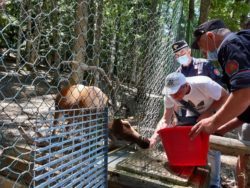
xmin=172 ymin=40 xmax=223 ymax=86
xmin=189 ymin=19 xmax=250 ymax=188
xmin=172 ymin=40 xmax=222 ymax=188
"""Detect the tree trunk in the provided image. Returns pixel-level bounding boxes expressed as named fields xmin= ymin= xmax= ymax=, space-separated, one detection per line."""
xmin=185 ymin=0 xmax=195 ymax=44
xmin=198 ymin=0 xmax=211 ymax=24
xmin=25 ymin=0 xmax=32 ymax=66
xmin=50 ymin=1 xmax=60 ymax=66
xmin=176 ymin=1 xmax=185 ymax=40
xmin=136 ymin=0 xmax=158 ymax=113
xmin=110 ymin=11 xmax=120 ymax=78
xmin=109 ymin=32 xmax=116 ymax=78
xmin=16 ymin=0 xmax=25 ymax=68
xmin=29 ymin=2 xmax=42 ymax=68
xmin=87 ymin=0 xmax=95 ymax=66
xmin=131 ymin=3 xmax=139 ymax=84
xmin=21 ymin=0 xmax=38 ymax=71
xmin=93 ymin=0 xmax=104 ymax=86
xmin=72 ymin=0 xmax=88 ymax=84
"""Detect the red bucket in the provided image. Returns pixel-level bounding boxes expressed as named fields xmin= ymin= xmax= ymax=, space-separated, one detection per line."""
xmin=158 ymin=126 xmax=209 ymax=166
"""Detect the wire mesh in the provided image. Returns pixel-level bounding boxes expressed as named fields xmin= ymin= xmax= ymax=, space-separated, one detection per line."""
xmin=33 ymin=108 xmax=108 ymax=188
xmin=0 ymin=0 xmax=182 ymax=187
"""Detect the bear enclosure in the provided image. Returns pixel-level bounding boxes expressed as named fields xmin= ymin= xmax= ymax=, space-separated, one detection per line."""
xmin=0 ymin=0 xmax=182 ymax=187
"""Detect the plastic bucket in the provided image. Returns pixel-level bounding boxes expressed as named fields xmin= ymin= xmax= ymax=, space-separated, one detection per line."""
xmin=157 ymin=126 xmax=209 ymax=166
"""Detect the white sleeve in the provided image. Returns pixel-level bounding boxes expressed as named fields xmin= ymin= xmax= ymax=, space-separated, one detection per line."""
xmin=164 ymin=95 xmax=175 ymax=109
xmin=201 ymin=77 xmax=222 ymax=101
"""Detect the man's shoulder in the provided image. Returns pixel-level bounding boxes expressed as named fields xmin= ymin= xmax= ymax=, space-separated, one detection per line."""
xmin=220 ymin=31 xmax=250 ymax=49
xmin=236 ymin=29 xmax=250 ymax=37
xmin=187 ymin=75 xmax=212 ymax=84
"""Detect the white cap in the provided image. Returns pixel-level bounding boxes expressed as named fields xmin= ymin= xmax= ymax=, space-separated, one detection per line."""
xmin=162 ymin=72 xmax=186 ymax=95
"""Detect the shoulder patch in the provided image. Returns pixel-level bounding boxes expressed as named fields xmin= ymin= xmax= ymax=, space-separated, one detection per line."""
xmin=225 ymin=60 xmax=239 ymax=77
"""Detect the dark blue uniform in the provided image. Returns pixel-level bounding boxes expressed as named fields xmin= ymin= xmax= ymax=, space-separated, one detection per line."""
xmin=218 ymin=29 xmax=250 ymax=123
xmin=177 ymin=57 xmax=223 ymax=85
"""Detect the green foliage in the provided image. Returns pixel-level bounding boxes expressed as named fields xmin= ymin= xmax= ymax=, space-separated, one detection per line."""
xmin=178 ymin=0 xmax=200 ymax=44
xmin=209 ymin=0 xmax=250 ymax=31
xmin=178 ymin=0 xmax=250 ymax=58
xmin=0 ymin=1 xmax=21 ymax=48
xmin=101 ymin=0 xmax=160 ymax=78
xmin=0 ymin=0 xmax=181 ymax=86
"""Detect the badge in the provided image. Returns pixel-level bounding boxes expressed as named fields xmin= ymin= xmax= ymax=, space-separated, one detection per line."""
xmin=173 ymin=45 xmax=178 ymax=50
xmin=213 ymin=69 xmax=221 ymax=76
xmin=225 ymin=60 xmax=239 ymax=76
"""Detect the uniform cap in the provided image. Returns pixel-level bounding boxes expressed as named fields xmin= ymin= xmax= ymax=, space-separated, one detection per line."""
xmin=191 ymin=19 xmax=227 ymax=49
xmin=172 ymin=40 xmax=189 ymax=53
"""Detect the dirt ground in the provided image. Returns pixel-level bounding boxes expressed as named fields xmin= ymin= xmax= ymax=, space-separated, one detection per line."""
xmin=221 ymin=155 xmax=237 ymax=188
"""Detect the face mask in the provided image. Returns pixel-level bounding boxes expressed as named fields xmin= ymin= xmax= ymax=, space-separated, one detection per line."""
xmin=206 ymin=33 xmax=218 ymax=61
xmin=176 ymin=55 xmax=189 ymax=66
xmin=207 ymin=50 xmax=218 ymax=61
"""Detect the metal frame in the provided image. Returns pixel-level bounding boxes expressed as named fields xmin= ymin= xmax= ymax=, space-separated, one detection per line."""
xmin=33 ymin=107 xmax=108 ymax=188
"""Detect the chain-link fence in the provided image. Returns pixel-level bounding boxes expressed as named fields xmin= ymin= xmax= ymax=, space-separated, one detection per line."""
xmin=0 ymin=0 xmax=182 ymax=187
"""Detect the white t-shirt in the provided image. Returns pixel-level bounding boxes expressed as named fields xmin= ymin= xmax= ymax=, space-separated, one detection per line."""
xmin=164 ymin=76 xmax=222 ymax=116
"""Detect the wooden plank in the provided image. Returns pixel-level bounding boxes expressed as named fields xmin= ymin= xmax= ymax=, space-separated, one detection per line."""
xmin=189 ymin=167 xmax=210 ymax=188
xmin=0 ymin=154 xmax=62 ymax=186
xmin=108 ymin=145 xmax=133 ymax=170
xmin=0 ymin=175 xmax=27 ymax=188
xmin=179 ymin=167 xmax=195 ymax=179
xmin=115 ymin=149 xmax=191 ymax=186
xmin=13 ymin=144 xmax=33 ymax=153
xmin=4 ymin=146 xmax=34 ymax=163
xmin=108 ymin=146 xmax=210 ymax=188
xmin=1 ymin=155 xmax=33 ymax=173
xmin=108 ymin=168 xmax=191 ymax=188
xmin=209 ymin=135 xmax=250 ymax=156
xmin=0 ymin=167 xmax=32 ymax=186
xmin=209 ymin=135 xmax=250 ymax=187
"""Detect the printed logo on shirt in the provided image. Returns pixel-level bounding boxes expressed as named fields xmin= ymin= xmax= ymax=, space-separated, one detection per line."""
xmin=197 ymin=101 xmax=205 ymax=107
xmin=225 ymin=60 xmax=239 ymax=77
xmin=188 ymin=100 xmax=195 ymax=107
xmin=197 ymin=101 xmax=205 ymax=111
xmin=188 ymin=100 xmax=205 ymax=111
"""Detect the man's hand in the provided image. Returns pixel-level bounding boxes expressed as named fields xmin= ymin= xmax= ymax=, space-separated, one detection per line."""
xmin=189 ymin=116 xmax=216 ymax=140
xmin=149 ymin=138 xmax=158 ymax=148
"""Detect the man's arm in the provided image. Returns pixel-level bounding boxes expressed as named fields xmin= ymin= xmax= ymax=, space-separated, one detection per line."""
xmin=215 ymin=118 xmax=243 ymax=136
xmin=149 ymin=107 xmax=174 ymax=147
xmin=213 ymin=88 xmax=250 ymax=128
xmin=190 ymin=88 xmax=250 ymax=139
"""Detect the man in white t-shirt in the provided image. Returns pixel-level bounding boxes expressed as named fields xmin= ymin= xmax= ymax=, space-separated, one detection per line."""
xmin=149 ymin=72 xmax=228 ymax=188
